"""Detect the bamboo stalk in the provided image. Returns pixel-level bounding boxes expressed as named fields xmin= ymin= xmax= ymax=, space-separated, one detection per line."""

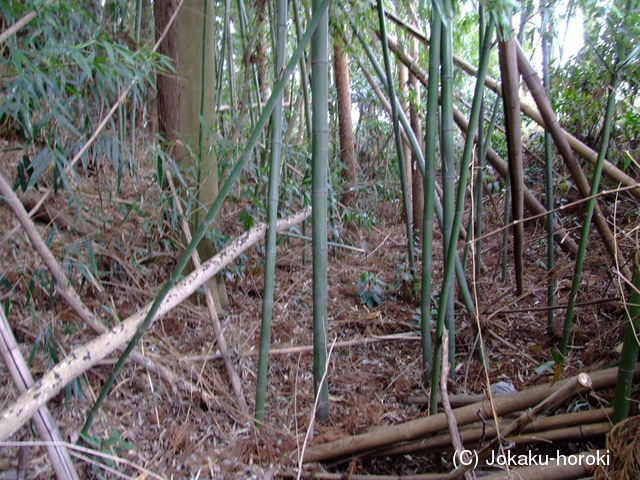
xmin=311 ymin=0 xmax=330 ymax=421
xmin=382 ymin=8 xmax=640 ymax=201
xmin=376 ymin=0 xmax=416 ymax=277
xmin=370 ymin=408 xmax=613 ymax=457
xmin=0 ymin=208 xmax=311 ymax=442
xmin=255 ymin=0 xmax=288 ymax=424
xmin=498 ymin=28 xmax=524 ymax=295
xmin=301 ymin=365 xmax=637 ymax=463
xmin=165 ymin=170 xmax=249 ymax=416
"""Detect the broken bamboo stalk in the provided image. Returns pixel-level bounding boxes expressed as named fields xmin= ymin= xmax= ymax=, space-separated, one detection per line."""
xmin=301 ymin=365 xmax=638 ymax=464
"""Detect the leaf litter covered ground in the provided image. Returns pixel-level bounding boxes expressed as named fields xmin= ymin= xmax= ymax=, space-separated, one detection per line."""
xmin=0 ymin=146 xmax=635 ymax=479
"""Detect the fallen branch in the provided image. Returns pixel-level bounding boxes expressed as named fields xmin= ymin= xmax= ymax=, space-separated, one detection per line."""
xmin=0 ymin=207 xmax=311 ymax=442
xmin=145 ymin=332 xmax=421 ymax=363
xmin=301 ymin=365 xmax=638 ymax=463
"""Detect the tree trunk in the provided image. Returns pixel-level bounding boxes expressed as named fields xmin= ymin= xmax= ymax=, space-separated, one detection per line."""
xmin=332 ymin=32 xmax=357 ymax=207
xmin=409 ymin=37 xmax=423 ymax=235
xmin=398 ymin=60 xmax=413 ymax=224
xmin=155 ymin=0 xmax=229 ymax=309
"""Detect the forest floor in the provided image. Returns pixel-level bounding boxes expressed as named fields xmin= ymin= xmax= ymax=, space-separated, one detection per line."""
xmin=0 ymin=145 xmax=636 ymax=479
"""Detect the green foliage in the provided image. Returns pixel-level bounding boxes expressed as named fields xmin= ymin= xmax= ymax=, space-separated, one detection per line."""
xmin=80 ymin=428 xmax=133 ymax=479
xmin=0 ymin=0 xmax=172 ymax=191
xmin=356 ymin=271 xmax=386 ymax=308
xmin=551 ymin=0 xmax=640 ymax=170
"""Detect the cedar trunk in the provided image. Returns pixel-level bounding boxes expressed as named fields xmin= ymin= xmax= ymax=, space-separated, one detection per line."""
xmin=332 ymin=32 xmax=357 ymax=207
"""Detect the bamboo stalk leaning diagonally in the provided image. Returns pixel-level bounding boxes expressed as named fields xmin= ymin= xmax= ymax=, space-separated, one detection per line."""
xmin=164 ymin=170 xmax=249 ymax=416
xmin=559 ymin=67 xmax=622 ymax=360
xmin=376 ymin=0 xmax=416 ymax=278
xmin=80 ymin=0 xmax=331 ymax=435
xmin=386 ymin=37 xmax=579 ymax=255
xmin=0 ymin=208 xmax=312 ymax=443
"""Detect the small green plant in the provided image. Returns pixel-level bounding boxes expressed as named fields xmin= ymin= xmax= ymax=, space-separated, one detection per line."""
xmin=356 ymin=272 xmax=386 ymax=308
xmin=80 ymin=428 xmax=134 ymax=479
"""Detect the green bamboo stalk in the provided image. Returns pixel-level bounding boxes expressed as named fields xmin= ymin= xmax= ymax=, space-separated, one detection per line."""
xmin=472 ymin=6 xmax=486 ymax=283
xmin=421 ymin=3 xmax=441 ymax=388
xmin=129 ymin=0 xmax=143 ymax=169
xmin=351 ymin=26 xmax=477 ymax=333
xmin=292 ymin=0 xmax=312 ymax=267
xmin=311 ymin=0 xmax=329 ymax=421
xmin=541 ymin=5 xmax=556 ymax=337
xmin=226 ymin=0 xmax=237 ymax=111
xmin=195 ymin=0 xmax=211 ymax=232
xmin=439 ymin=0 xmax=456 ymax=372
xmin=255 ymin=0 xmax=288 ymax=424
xmin=349 ymin=24 xmax=476 ymax=322
xmin=376 ymin=0 xmax=416 ymax=279
xmin=81 ymin=0 xmax=331 ymax=435
xmin=613 ymin=253 xmax=640 ymax=424
xmin=430 ymin=14 xmax=495 ymax=409
xmin=560 ymin=74 xmax=620 ymax=360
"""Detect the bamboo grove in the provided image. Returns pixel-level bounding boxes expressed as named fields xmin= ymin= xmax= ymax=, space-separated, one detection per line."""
xmin=1 ymin=0 xmax=640 ymax=476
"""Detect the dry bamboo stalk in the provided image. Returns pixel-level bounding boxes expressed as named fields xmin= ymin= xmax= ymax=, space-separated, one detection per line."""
xmin=0 ymin=171 xmax=217 ymax=406
xmin=301 ymin=365 xmax=638 ymax=463
xmin=165 ymin=169 xmax=249 ymax=416
xmin=0 ymin=208 xmax=311 ymax=442
xmin=370 ymin=410 xmax=612 ymax=458
xmin=0 ymin=307 xmax=79 ymax=480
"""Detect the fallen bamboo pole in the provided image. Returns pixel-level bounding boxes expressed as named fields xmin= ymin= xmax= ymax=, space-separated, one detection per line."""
xmin=301 ymin=366 xmax=638 ymax=463
xmin=0 ymin=208 xmax=311 ymax=442
xmin=373 ymin=407 xmax=613 ymax=458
